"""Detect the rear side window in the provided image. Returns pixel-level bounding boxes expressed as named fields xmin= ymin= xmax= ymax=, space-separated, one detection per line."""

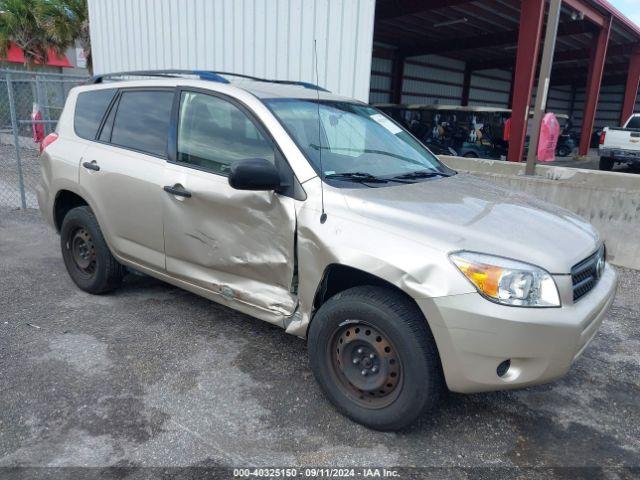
xmin=74 ymin=89 xmax=117 ymax=140
xmin=627 ymin=116 xmax=640 ymax=129
xmin=110 ymin=90 xmax=174 ymax=157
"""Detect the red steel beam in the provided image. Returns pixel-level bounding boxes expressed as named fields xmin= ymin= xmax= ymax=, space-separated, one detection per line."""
xmin=594 ymin=0 xmax=640 ymax=37
xmin=578 ymin=16 xmax=612 ymax=156
xmin=620 ymin=46 xmax=640 ymax=125
xmin=563 ymin=0 xmax=607 ymax=28
xmin=507 ymin=0 xmax=546 ymax=162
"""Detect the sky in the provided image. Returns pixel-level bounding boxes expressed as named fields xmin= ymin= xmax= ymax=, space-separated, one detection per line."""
xmin=610 ymin=0 xmax=640 ymax=27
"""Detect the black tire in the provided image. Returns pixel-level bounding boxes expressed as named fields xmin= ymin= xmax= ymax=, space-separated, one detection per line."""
xmin=462 ymin=152 xmax=478 ymax=158
xmin=599 ymin=156 xmax=614 ymax=171
xmin=60 ymin=206 xmax=124 ymax=294
xmin=308 ymin=286 xmax=443 ymax=431
xmin=556 ymin=146 xmax=571 ymax=157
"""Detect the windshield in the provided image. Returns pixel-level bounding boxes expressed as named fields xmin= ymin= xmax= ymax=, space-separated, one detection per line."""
xmin=264 ymin=99 xmax=451 ymax=182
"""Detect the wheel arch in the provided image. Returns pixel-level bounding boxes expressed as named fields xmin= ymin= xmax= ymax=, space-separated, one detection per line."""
xmin=309 ymin=263 xmax=428 ymax=335
xmin=53 ymin=189 xmax=89 ymax=232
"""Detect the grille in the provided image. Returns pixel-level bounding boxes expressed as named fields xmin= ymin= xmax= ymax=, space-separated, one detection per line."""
xmin=571 ymin=246 xmax=605 ymax=302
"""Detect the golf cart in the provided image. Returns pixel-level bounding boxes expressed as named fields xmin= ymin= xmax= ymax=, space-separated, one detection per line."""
xmin=377 ymin=103 xmax=577 ymax=160
xmin=375 ymin=104 xmax=510 ymax=159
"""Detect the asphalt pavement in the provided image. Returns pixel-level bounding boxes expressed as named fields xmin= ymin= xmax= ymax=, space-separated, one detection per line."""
xmin=0 ymin=209 xmax=638 ymax=478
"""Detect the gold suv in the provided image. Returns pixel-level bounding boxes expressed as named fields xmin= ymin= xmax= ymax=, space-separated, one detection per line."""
xmin=37 ymin=71 xmax=617 ymax=431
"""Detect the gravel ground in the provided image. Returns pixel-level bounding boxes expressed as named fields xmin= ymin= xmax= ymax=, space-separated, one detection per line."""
xmin=0 ymin=142 xmax=39 ymax=209
xmin=0 ymin=210 xmax=639 ymax=478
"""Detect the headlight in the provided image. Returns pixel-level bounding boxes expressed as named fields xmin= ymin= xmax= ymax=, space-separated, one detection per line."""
xmin=450 ymin=251 xmax=560 ymax=307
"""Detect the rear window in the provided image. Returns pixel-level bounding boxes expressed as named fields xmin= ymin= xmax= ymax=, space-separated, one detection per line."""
xmin=627 ymin=116 xmax=640 ymax=129
xmin=110 ymin=90 xmax=174 ymax=157
xmin=74 ymin=89 xmax=117 ymax=140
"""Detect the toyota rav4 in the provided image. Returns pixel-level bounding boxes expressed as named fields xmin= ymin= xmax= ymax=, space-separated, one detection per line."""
xmin=37 ymin=71 xmax=617 ymax=431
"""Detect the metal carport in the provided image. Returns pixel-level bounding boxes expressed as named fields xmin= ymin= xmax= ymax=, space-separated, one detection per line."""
xmin=370 ymin=0 xmax=640 ymax=161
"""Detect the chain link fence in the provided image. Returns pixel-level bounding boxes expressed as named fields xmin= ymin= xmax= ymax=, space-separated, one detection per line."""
xmin=0 ymin=69 xmax=88 ymax=209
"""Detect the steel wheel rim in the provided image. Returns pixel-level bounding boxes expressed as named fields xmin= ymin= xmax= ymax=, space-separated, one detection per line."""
xmin=69 ymin=227 xmax=96 ymax=275
xmin=329 ymin=321 xmax=403 ymax=409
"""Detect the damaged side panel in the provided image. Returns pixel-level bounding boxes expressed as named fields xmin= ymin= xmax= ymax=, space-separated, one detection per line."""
xmin=162 ymin=163 xmax=298 ymax=325
xmin=285 ymin=178 xmax=476 ymax=337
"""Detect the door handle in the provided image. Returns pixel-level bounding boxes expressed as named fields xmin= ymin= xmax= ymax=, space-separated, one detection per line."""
xmin=82 ymin=161 xmax=100 ymax=171
xmin=163 ymin=185 xmax=192 ymax=198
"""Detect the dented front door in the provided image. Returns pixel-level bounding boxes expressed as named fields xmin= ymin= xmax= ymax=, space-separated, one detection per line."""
xmin=161 ymin=89 xmax=297 ymax=324
xmin=162 ymin=163 xmax=297 ymax=322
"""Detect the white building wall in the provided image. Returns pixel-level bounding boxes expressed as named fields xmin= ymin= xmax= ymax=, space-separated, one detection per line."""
xmin=88 ymin=0 xmax=376 ymax=101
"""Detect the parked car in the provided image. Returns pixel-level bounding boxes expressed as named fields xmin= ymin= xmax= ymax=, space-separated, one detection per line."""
xmin=38 ymin=71 xmax=617 ymax=431
xmin=598 ymin=114 xmax=640 ymax=170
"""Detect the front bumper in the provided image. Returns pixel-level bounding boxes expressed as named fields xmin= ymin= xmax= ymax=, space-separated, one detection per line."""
xmin=417 ymin=264 xmax=617 ymax=393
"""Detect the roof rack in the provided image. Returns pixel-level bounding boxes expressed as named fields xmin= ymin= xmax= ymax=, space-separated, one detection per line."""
xmin=90 ymin=70 xmax=230 ymax=84
xmin=90 ymin=69 xmax=329 ymax=92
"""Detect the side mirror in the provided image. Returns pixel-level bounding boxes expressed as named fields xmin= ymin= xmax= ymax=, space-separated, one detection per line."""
xmin=228 ymin=158 xmax=281 ymax=191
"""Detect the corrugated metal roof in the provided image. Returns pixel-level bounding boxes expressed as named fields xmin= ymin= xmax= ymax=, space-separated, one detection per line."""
xmin=374 ymin=0 xmax=640 ymax=87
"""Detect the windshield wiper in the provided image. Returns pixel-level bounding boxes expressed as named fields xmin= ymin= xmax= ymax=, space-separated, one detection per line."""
xmin=309 ymin=144 xmax=425 ymax=167
xmin=393 ymin=170 xmax=453 ymax=180
xmin=323 ymin=172 xmax=389 ymax=183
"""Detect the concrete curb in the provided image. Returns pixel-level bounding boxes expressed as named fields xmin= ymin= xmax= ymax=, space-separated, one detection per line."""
xmin=441 ymin=156 xmax=640 ymax=270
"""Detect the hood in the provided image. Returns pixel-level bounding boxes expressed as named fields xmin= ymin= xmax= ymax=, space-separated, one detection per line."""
xmin=339 ymin=174 xmax=599 ymax=274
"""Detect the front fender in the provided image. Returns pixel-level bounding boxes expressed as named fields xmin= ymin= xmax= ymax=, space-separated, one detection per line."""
xmin=287 ymin=186 xmax=474 ymax=337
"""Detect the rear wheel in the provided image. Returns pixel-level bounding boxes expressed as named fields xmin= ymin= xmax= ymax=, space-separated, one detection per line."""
xmin=308 ymin=286 xmax=443 ymax=431
xmin=556 ymin=145 xmax=571 ymax=157
xmin=599 ymin=156 xmax=614 ymax=171
xmin=60 ymin=206 xmax=124 ymax=294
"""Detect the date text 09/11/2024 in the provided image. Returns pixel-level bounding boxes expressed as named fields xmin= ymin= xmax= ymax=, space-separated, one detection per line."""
xmin=232 ymin=468 xmax=401 ymax=477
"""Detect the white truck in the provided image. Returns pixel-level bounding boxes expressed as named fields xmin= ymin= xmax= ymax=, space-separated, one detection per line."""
xmin=598 ymin=114 xmax=640 ymax=170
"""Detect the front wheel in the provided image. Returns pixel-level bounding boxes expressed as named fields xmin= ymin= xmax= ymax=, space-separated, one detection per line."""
xmin=308 ymin=286 xmax=443 ymax=431
xmin=60 ymin=206 xmax=124 ymax=294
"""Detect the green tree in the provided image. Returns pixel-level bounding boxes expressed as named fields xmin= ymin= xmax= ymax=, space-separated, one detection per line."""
xmin=0 ymin=0 xmax=90 ymax=72
xmin=0 ymin=0 xmax=68 ymax=68
xmin=41 ymin=0 xmax=92 ymax=73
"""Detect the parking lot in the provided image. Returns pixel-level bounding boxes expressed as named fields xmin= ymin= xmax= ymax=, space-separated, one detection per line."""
xmin=0 ymin=142 xmax=40 ymax=209
xmin=0 ymin=208 xmax=638 ymax=474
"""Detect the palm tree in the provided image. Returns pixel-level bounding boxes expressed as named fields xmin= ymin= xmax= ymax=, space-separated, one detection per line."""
xmin=0 ymin=0 xmax=68 ymax=68
xmin=41 ymin=0 xmax=92 ymax=74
